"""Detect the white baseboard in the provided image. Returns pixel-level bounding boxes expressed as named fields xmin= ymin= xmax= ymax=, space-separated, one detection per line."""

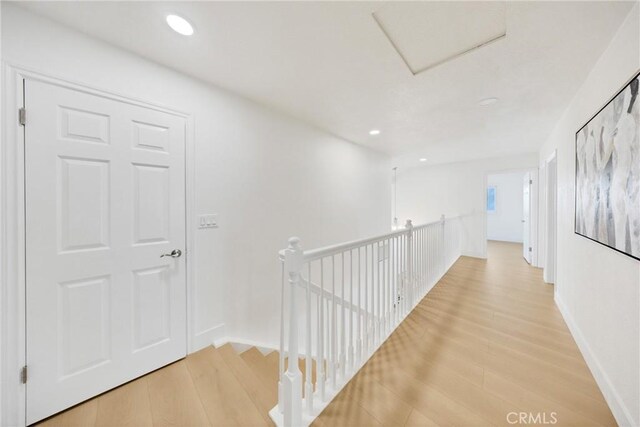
xmin=213 ymin=336 xmax=277 ymax=355
xmin=461 ymin=250 xmax=487 ymax=259
xmin=554 ymin=293 xmax=636 ymax=426
xmin=486 ymin=238 xmax=524 ymax=244
xmin=191 ymin=323 xmax=225 ymax=353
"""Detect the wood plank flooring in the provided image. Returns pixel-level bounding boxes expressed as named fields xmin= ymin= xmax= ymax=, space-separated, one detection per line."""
xmin=314 ymin=241 xmax=615 ymax=427
xmin=37 ymin=241 xmax=615 ymax=427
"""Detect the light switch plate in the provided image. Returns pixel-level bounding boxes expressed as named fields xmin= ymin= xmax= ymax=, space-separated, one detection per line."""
xmin=198 ymin=214 xmax=218 ymax=229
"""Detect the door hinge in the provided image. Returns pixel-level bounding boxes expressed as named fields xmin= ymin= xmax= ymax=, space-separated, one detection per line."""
xmin=529 ymin=247 xmax=532 ymax=252
xmin=529 ymin=179 xmax=533 ymax=184
xmin=20 ymin=365 xmax=27 ymax=384
xmin=18 ymin=107 xmax=26 ymax=126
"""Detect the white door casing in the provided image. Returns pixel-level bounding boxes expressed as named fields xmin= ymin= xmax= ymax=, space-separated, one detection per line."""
xmin=523 ymin=172 xmax=531 ymax=264
xmin=544 ymin=157 xmax=557 ymax=283
xmin=25 ymin=79 xmax=187 ymax=424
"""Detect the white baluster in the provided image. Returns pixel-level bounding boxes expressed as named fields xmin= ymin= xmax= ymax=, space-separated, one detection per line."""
xmin=316 ymin=281 xmax=320 ymax=398
xmin=364 ymin=245 xmax=370 ymax=354
xmin=405 ymin=220 xmax=414 ymax=309
xmin=400 ymin=234 xmax=405 ymax=316
xmin=305 ymin=263 xmax=313 ymax=412
xmin=379 ymin=241 xmax=383 ymax=342
xmin=416 ymin=230 xmax=419 ymax=301
xmin=381 ymin=241 xmax=385 ymax=335
xmin=331 ymin=255 xmax=336 ymax=388
xmin=421 ymin=228 xmax=425 ymax=296
xmin=397 ymin=236 xmax=401 ymax=321
xmin=357 ymin=247 xmax=362 ymax=365
xmin=283 ymin=237 xmax=303 ymax=427
xmin=417 ymin=229 xmax=421 ymax=298
xmin=431 ymin=227 xmax=434 ymax=284
xmin=369 ymin=244 xmax=373 ymax=351
xmin=431 ymin=226 xmax=435 ymax=283
xmin=425 ymin=228 xmax=429 ymax=286
xmin=278 ymin=260 xmax=285 ymax=413
xmin=349 ymin=250 xmax=354 ymax=373
xmin=406 ymin=232 xmax=410 ymax=314
xmin=391 ymin=237 xmax=395 ymax=326
xmin=440 ymin=214 xmax=446 ymax=276
xmin=319 ymin=258 xmax=325 ymax=401
xmin=406 ymin=233 xmax=410 ymax=313
xmin=382 ymin=241 xmax=386 ymax=336
xmin=418 ymin=229 xmax=422 ymax=299
xmin=416 ymin=231 xmax=419 ymax=301
xmin=376 ymin=241 xmax=381 ymax=345
xmin=385 ymin=238 xmax=390 ymax=334
xmin=384 ymin=239 xmax=393 ymax=336
xmin=340 ymin=252 xmax=345 ymax=380
xmin=412 ymin=230 xmax=416 ymax=305
xmin=424 ymin=228 xmax=427 ymax=294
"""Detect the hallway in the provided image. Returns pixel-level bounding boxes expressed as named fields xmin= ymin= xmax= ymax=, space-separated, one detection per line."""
xmin=314 ymin=241 xmax=615 ymax=426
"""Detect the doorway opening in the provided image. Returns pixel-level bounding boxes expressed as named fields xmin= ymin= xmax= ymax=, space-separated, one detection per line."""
xmin=485 ymin=169 xmax=537 ymax=264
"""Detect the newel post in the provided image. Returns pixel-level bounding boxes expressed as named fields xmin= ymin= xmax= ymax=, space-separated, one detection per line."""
xmin=405 ymin=220 xmax=414 ymax=308
xmin=283 ymin=237 xmax=303 ymax=427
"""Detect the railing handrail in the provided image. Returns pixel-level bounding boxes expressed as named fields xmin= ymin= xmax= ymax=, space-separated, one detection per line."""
xmin=301 ymin=228 xmax=408 ymax=261
xmin=271 ymin=214 xmax=465 ymax=427
xmin=279 ymin=215 xmax=461 ymax=262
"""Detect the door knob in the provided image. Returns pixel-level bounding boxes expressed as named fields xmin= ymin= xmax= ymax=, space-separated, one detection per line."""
xmin=161 ymin=249 xmax=182 ymax=258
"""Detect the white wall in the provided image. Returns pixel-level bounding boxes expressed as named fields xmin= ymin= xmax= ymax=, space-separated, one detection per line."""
xmin=487 ymin=171 xmax=525 ymax=243
xmin=537 ymin=4 xmax=639 ymax=425
xmin=395 ymin=153 xmax=538 ymax=258
xmin=1 ymin=6 xmax=390 ymax=422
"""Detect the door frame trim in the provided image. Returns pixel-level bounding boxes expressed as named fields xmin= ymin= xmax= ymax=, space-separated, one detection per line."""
xmin=482 ymin=166 xmax=540 ymax=265
xmin=542 ymin=150 xmax=558 ymax=284
xmin=1 ymin=63 xmax=197 ymax=427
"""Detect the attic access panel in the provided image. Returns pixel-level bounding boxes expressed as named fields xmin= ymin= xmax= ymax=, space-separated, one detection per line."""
xmin=373 ymin=1 xmax=506 ymax=75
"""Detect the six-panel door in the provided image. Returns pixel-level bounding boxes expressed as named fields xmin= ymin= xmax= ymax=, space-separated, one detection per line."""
xmin=25 ymin=79 xmax=187 ymax=424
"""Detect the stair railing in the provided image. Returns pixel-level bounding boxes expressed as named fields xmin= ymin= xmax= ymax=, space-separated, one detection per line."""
xmin=270 ymin=215 xmax=463 ymax=427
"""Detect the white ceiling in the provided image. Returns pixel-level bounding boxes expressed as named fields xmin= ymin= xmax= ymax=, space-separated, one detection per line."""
xmin=16 ymin=1 xmax=635 ymax=166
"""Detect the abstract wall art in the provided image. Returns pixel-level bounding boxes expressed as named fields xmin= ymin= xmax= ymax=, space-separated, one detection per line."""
xmin=575 ymin=71 xmax=640 ymax=260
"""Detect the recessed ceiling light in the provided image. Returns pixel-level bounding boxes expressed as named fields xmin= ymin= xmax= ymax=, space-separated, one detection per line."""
xmin=369 ymin=129 xmax=381 ymax=136
xmin=419 ymin=158 xmax=427 ymax=162
xmin=478 ymin=97 xmax=498 ymax=106
xmin=166 ymin=14 xmax=194 ymax=36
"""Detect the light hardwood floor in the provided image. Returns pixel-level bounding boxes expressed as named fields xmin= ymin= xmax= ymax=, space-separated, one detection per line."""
xmin=37 ymin=241 xmax=615 ymax=427
xmin=314 ymin=241 xmax=615 ymax=427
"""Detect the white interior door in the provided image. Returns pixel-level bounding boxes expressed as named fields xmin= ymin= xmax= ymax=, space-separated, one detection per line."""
xmin=25 ymin=79 xmax=187 ymax=424
xmin=523 ymin=172 xmax=531 ymax=263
